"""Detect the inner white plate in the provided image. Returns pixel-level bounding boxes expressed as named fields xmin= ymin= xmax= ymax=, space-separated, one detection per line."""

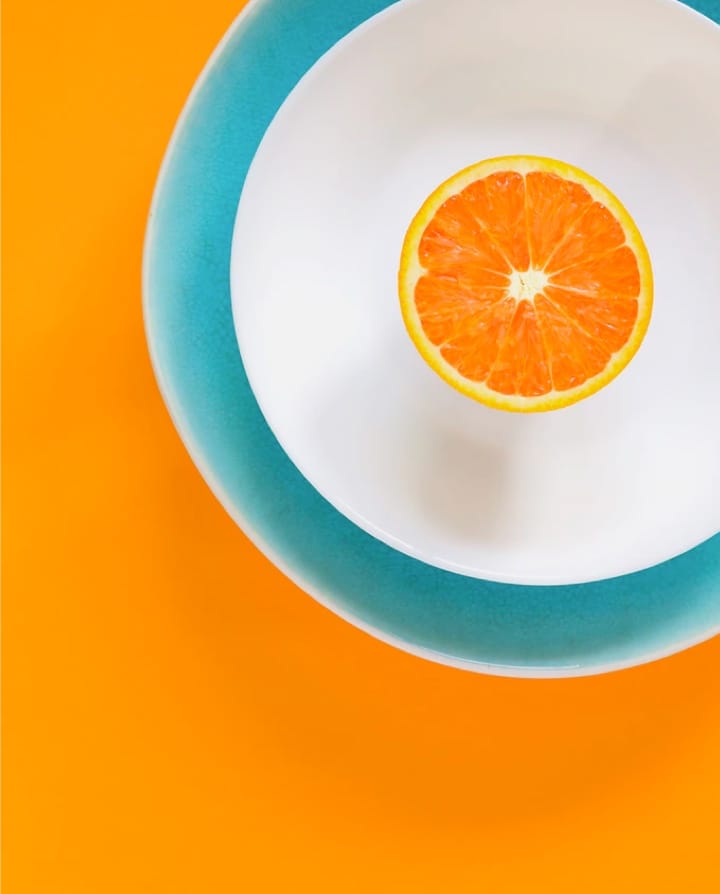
xmin=231 ymin=0 xmax=720 ymax=585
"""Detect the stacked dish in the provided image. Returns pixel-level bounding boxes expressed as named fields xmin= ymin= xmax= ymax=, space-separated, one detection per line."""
xmin=144 ymin=0 xmax=720 ymax=676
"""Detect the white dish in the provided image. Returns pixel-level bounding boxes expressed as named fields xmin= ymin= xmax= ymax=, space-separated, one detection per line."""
xmin=231 ymin=0 xmax=720 ymax=585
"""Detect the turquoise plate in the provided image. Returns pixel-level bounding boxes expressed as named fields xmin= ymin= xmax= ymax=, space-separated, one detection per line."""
xmin=144 ymin=0 xmax=720 ymax=676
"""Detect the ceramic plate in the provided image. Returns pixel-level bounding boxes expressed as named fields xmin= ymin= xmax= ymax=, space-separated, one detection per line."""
xmin=145 ymin=0 xmax=720 ymax=675
xmin=231 ymin=0 xmax=720 ymax=584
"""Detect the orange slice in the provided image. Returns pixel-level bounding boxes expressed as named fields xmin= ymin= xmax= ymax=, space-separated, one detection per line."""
xmin=398 ymin=156 xmax=653 ymax=412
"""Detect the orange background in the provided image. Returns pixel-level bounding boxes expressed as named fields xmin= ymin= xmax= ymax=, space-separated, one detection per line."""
xmin=3 ymin=1 xmax=720 ymax=891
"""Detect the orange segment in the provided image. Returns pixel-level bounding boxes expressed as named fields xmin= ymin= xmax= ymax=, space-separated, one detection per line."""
xmin=534 ymin=294 xmax=611 ymax=390
xmin=439 ymin=297 xmax=517 ymax=383
xmin=398 ymin=156 xmax=653 ymax=412
xmin=546 ymin=201 xmax=626 ymax=272
xmin=544 ymin=286 xmax=638 ymax=353
xmin=549 ymin=244 xmax=641 ymax=298
xmin=419 ymin=194 xmax=510 ymax=275
xmin=525 ymin=171 xmax=593 ymax=268
xmin=461 ymin=172 xmax=530 ymax=270
xmin=415 ymin=274 xmax=505 ymax=346
xmin=485 ymin=300 xmax=552 ymax=396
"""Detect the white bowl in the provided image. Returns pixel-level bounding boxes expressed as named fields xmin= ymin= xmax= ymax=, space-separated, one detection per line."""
xmin=231 ymin=0 xmax=720 ymax=585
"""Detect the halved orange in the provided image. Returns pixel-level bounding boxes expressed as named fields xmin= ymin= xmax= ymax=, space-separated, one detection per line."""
xmin=398 ymin=156 xmax=653 ymax=412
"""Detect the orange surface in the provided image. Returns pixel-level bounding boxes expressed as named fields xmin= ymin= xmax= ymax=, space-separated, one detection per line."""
xmin=400 ymin=158 xmax=652 ymax=410
xmin=3 ymin=2 xmax=720 ymax=891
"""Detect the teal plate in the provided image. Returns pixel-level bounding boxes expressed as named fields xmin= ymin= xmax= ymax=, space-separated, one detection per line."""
xmin=144 ymin=0 xmax=720 ymax=676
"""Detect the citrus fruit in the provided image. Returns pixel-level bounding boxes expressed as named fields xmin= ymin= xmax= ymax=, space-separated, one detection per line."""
xmin=398 ymin=156 xmax=653 ymax=412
